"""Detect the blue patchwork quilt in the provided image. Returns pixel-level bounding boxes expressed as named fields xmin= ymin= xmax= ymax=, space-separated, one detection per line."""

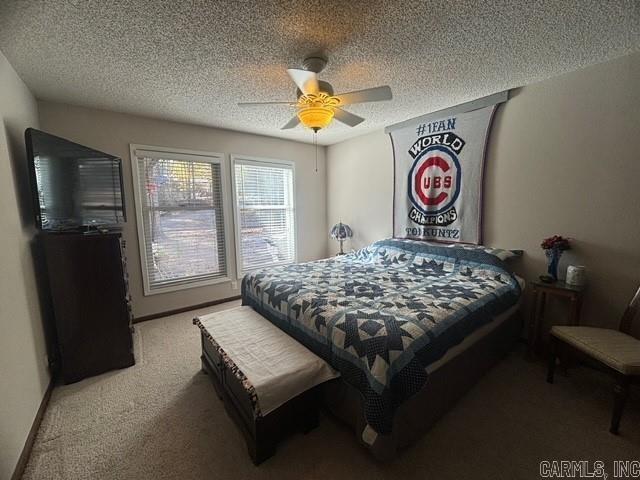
xmin=241 ymin=238 xmax=521 ymax=438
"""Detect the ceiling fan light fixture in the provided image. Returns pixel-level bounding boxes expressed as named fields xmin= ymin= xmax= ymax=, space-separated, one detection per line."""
xmin=238 ymin=57 xmax=392 ymax=132
xmin=296 ymin=92 xmax=339 ymax=130
xmin=297 ymin=106 xmax=334 ymax=131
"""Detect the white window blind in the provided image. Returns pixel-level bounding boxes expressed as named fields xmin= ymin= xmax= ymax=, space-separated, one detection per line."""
xmin=233 ymin=158 xmax=296 ymax=275
xmin=132 ymin=148 xmax=228 ymax=294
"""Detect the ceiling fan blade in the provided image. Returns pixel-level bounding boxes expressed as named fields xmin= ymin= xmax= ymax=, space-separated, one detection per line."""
xmin=336 ymin=86 xmax=392 ymax=105
xmin=287 ymin=68 xmax=319 ymax=95
xmin=333 ymin=107 xmax=365 ymax=127
xmin=281 ymin=116 xmax=300 ymax=130
xmin=238 ymin=101 xmax=296 ymax=107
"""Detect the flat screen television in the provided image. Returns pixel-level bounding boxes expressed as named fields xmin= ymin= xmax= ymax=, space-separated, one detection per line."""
xmin=25 ymin=128 xmax=126 ymax=231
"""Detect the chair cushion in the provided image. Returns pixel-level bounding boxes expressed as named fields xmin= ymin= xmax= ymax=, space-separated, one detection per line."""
xmin=551 ymin=326 xmax=640 ymax=375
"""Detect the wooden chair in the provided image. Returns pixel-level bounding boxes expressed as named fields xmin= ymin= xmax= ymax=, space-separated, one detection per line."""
xmin=547 ymin=285 xmax=640 ymax=434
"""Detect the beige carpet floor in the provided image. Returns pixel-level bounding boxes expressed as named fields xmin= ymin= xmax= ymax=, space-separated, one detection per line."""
xmin=22 ymin=301 xmax=640 ymax=480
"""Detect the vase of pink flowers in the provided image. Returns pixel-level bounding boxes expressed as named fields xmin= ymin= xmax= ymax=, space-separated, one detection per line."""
xmin=541 ymin=235 xmax=571 ymax=281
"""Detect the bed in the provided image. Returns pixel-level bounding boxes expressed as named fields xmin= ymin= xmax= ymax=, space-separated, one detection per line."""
xmin=241 ymin=238 xmax=523 ymax=459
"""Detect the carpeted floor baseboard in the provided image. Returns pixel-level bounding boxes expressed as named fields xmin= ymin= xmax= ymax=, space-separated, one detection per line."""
xmin=22 ymin=300 xmax=640 ymax=480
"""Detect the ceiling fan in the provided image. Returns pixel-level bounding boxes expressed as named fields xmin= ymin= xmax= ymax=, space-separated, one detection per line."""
xmin=238 ymin=56 xmax=392 ymax=132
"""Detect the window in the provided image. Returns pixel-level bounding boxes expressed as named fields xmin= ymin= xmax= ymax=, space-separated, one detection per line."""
xmin=131 ymin=146 xmax=230 ymax=295
xmin=232 ymin=156 xmax=296 ymax=276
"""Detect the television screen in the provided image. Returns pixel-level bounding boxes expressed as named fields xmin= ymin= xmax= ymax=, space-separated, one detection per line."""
xmin=25 ymin=128 xmax=126 ymax=231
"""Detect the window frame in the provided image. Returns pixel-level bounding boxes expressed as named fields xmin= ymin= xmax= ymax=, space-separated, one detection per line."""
xmin=230 ymin=154 xmax=298 ymax=279
xmin=130 ymin=144 xmax=234 ymax=296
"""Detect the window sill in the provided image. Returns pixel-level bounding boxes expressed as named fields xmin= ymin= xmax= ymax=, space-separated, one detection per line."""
xmin=143 ymin=275 xmax=234 ymax=296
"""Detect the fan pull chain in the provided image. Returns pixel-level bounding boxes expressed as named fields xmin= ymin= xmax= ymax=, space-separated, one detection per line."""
xmin=314 ymin=131 xmax=318 ymax=173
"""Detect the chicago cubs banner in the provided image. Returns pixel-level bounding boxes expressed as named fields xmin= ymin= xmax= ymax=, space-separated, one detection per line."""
xmin=386 ymin=92 xmax=508 ymax=244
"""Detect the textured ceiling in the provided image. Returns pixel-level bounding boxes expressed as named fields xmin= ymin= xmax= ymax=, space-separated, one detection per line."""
xmin=0 ymin=0 xmax=639 ymax=145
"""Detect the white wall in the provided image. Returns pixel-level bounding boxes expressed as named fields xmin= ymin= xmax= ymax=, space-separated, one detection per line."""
xmin=0 ymin=50 xmax=49 ymax=480
xmin=38 ymin=102 xmax=328 ymax=318
xmin=327 ymin=52 xmax=640 ymax=330
xmin=326 ymin=131 xmax=393 ymax=254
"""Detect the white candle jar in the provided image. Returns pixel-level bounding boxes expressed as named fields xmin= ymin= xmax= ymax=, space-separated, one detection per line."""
xmin=566 ymin=265 xmax=586 ymax=286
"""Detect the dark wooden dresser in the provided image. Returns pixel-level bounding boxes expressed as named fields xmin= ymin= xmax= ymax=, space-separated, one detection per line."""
xmin=39 ymin=232 xmax=135 ymax=383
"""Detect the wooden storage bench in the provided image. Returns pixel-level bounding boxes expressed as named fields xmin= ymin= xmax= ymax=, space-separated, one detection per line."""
xmin=193 ymin=306 xmax=338 ymax=464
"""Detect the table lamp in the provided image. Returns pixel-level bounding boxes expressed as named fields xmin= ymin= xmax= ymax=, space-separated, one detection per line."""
xmin=330 ymin=222 xmax=353 ymax=255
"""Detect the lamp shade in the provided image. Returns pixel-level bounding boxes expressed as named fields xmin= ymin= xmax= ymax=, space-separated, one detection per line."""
xmin=298 ymin=106 xmax=335 ymax=130
xmin=330 ymin=222 xmax=353 ymax=240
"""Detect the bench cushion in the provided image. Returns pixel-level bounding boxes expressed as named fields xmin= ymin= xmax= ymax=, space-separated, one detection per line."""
xmin=551 ymin=326 xmax=640 ymax=375
xmin=194 ymin=306 xmax=339 ymax=416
